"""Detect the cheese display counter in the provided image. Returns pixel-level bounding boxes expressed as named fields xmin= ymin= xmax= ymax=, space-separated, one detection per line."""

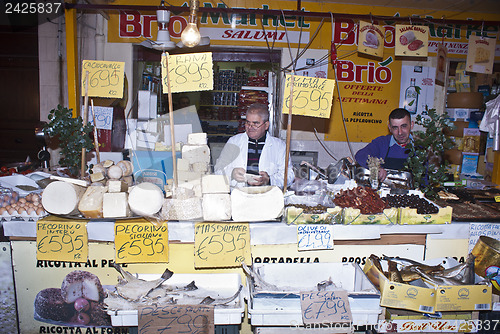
xmin=2 ymin=214 xmax=490 ymax=334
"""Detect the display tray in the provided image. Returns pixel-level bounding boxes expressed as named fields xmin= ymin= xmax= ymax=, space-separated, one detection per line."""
xmin=247 ymin=262 xmax=382 ymax=326
xmin=106 ymin=272 xmax=245 ymax=327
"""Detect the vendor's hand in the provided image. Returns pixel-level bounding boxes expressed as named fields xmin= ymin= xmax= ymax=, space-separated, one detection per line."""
xmin=378 ymin=168 xmax=388 ymax=182
xmin=248 ymin=171 xmax=270 ymax=186
xmin=231 ymin=168 xmax=246 ymax=182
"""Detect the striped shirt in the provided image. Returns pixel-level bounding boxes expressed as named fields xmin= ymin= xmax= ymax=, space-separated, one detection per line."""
xmin=246 ymin=133 xmax=266 ymax=175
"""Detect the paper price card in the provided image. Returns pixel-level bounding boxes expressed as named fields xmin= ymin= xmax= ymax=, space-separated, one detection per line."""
xmin=81 ymin=60 xmax=125 ymax=98
xmin=281 ymin=75 xmax=335 ymax=118
xmin=138 ymin=304 xmax=214 ymax=334
xmin=161 ymin=52 xmax=214 ymax=93
xmin=358 ymin=21 xmax=385 ymax=59
xmin=36 ymin=221 xmax=88 ymax=262
xmin=194 ymin=222 xmax=250 ymax=268
xmin=395 ymin=25 xmax=429 ymax=57
xmin=466 ymin=35 xmax=496 ymax=74
xmin=114 ymin=221 xmax=168 ymax=263
xmin=297 ymin=224 xmax=334 ymax=251
xmin=300 ymin=290 xmax=352 ymax=324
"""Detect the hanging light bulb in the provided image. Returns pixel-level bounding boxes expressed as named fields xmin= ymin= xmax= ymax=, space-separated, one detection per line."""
xmin=181 ymin=0 xmax=201 ymax=47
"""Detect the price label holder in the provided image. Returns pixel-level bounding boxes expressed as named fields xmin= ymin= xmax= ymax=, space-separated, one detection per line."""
xmin=161 ymin=52 xmax=214 ymax=93
xmin=194 ymin=222 xmax=250 ymax=268
xmin=138 ymin=304 xmax=214 ymax=334
xmin=36 ymin=220 xmax=88 ymax=262
xmin=81 ymin=60 xmax=125 ymax=98
xmin=282 ymin=75 xmax=335 ymax=118
xmin=114 ymin=220 xmax=168 ymax=263
xmin=297 ymin=224 xmax=334 ymax=251
xmin=300 ymin=289 xmax=352 ymax=325
xmin=495 ymin=196 xmax=500 ymax=203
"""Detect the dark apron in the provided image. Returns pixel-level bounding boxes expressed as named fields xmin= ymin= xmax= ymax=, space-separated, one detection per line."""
xmin=384 ymin=146 xmax=407 ymax=170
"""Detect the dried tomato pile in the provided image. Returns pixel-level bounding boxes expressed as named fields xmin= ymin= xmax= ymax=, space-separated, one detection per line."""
xmin=333 ymin=186 xmax=388 ymax=214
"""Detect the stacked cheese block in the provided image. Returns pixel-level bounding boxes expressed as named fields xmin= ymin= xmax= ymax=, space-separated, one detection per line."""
xmin=162 ymin=132 xmax=211 ymax=220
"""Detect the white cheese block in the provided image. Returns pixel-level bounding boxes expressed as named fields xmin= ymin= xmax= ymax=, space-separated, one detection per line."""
xmin=128 ymin=182 xmax=164 ymax=217
xmin=192 ymin=161 xmax=209 ymax=173
xmin=107 ymin=180 xmax=128 ymax=193
xmin=177 ymin=158 xmax=191 ymax=171
xmin=161 ymin=197 xmax=202 ymax=220
xmin=201 ymin=175 xmax=230 ymax=194
xmin=202 ymin=193 xmax=231 ymax=221
xmin=178 ymin=170 xmax=203 ymax=183
xmin=231 ymin=186 xmax=284 ymax=221
xmin=103 ymin=192 xmax=130 ymax=218
xmin=78 ymin=185 xmax=107 ymax=218
xmin=188 ymin=132 xmax=207 ymax=145
xmin=181 ymin=144 xmax=210 ymax=164
xmin=41 ymin=181 xmax=86 ymax=216
xmin=178 ymin=178 xmax=202 ymax=197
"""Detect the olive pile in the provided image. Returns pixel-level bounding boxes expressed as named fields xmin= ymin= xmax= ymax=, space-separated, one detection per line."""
xmin=385 ymin=194 xmax=439 ymax=214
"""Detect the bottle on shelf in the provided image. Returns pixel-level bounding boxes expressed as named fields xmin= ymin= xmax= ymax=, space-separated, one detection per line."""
xmin=404 ymin=78 xmax=419 ymax=114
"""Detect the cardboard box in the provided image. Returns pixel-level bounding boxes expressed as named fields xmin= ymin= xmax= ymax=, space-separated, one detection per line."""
xmin=364 ymin=259 xmax=492 ymax=314
xmin=462 ymin=128 xmax=481 ymax=153
xmin=343 ymin=207 xmax=398 ymax=225
xmin=397 ymin=191 xmax=453 ymax=225
xmin=285 ymin=206 xmax=342 ymax=224
xmin=461 ymin=153 xmax=479 ymax=174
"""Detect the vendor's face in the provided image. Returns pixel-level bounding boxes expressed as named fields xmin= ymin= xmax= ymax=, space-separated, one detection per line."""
xmin=388 ymin=115 xmax=414 ymax=145
xmin=245 ymin=112 xmax=269 ymax=140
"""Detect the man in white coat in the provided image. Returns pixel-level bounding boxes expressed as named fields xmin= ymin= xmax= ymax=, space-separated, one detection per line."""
xmin=214 ymin=103 xmax=295 ymax=189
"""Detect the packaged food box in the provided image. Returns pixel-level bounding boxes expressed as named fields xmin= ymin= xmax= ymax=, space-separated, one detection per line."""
xmin=343 ymin=207 xmax=399 ymax=225
xmin=247 ymin=262 xmax=382 ymax=327
xmin=285 ymin=206 xmax=342 ymax=224
xmin=364 ymin=257 xmax=492 ymax=313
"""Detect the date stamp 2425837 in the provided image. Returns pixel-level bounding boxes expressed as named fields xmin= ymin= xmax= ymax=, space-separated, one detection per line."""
xmin=4 ymin=2 xmax=62 ymax=15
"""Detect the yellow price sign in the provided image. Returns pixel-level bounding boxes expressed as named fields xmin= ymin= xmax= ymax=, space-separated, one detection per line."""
xmin=114 ymin=221 xmax=168 ymax=263
xmin=282 ymin=75 xmax=335 ymax=118
xmin=161 ymin=52 xmax=213 ymax=93
xmin=36 ymin=221 xmax=88 ymax=262
xmin=495 ymin=196 xmax=500 ymax=202
xmin=194 ymin=222 xmax=250 ymax=268
xmin=81 ymin=60 xmax=125 ymax=98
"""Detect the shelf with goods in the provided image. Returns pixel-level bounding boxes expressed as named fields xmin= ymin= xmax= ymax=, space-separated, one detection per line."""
xmin=200 ymin=67 xmax=274 ymax=143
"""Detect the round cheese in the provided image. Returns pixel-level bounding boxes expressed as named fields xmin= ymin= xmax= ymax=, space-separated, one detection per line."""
xmin=41 ymin=181 xmax=86 ymax=215
xmin=128 ymin=182 xmax=164 ymax=216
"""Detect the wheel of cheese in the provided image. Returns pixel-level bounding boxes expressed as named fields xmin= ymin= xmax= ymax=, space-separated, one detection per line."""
xmin=447 ymin=92 xmax=484 ymax=109
xmin=34 ymin=288 xmax=73 ymax=322
xmin=41 ymin=181 xmax=86 ymax=215
xmin=128 ymin=182 xmax=164 ymax=216
xmin=444 ymin=148 xmax=462 ymax=165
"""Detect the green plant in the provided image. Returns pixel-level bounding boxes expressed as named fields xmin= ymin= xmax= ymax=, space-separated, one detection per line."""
xmin=44 ymin=105 xmax=94 ymax=177
xmin=404 ymin=107 xmax=456 ymax=200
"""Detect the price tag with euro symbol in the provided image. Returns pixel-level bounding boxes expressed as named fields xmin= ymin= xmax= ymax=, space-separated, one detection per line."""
xmin=37 ymin=220 xmax=88 ymax=262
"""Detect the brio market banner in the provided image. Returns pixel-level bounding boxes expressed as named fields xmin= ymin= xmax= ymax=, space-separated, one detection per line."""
xmin=107 ymin=1 xmax=500 ymax=141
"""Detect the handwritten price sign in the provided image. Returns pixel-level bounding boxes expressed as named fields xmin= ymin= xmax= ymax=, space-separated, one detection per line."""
xmin=162 ymin=52 xmax=213 ymax=93
xmin=81 ymin=60 xmax=125 ymax=98
xmin=138 ymin=304 xmax=214 ymax=334
xmin=297 ymin=225 xmax=334 ymax=251
xmin=36 ymin=221 xmax=88 ymax=262
xmin=282 ymin=75 xmax=335 ymax=118
xmin=114 ymin=221 xmax=168 ymax=263
xmin=301 ymin=290 xmax=352 ymax=325
xmin=194 ymin=222 xmax=250 ymax=268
